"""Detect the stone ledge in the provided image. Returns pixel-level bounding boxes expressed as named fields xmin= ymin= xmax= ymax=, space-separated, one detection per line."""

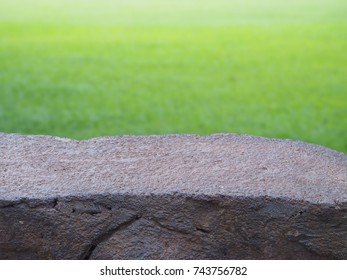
xmin=0 ymin=133 xmax=346 ymax=259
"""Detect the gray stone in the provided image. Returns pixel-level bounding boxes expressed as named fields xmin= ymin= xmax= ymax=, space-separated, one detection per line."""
xmin=0 ymin=133 xmax=346 ymax=259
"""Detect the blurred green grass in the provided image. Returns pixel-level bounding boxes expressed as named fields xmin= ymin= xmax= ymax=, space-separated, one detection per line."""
xmin=0 ymin=0 xmax=346 ymax=153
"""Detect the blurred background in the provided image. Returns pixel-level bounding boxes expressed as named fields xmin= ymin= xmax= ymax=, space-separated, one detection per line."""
xmin=0 ymin=0 xmax=346 ymax=153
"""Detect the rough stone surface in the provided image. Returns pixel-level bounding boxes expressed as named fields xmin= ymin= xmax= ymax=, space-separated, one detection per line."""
xmin=0 ymin=133 xmax=346 ymax=260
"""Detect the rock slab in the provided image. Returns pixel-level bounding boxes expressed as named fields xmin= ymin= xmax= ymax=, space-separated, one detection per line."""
xmin=0 ymin=133 xmax=346 ymax=259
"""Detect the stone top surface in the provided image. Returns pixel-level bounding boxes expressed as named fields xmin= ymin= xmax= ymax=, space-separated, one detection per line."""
xmin=0 ymin=133 xmax=346 ymax=204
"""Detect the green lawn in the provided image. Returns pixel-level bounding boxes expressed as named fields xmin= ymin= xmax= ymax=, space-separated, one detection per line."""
xmin=0 ymin=0 xmax=346 ymax=153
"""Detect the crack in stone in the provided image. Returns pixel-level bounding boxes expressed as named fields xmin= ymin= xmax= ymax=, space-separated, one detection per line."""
xmin=0 ymin=202 xmax=16 ymax=209
xmin=51 ymin=199 xmax=114 ymax=218
xmin=0 ymin=199 xmax=58 ymax=209
xmin=149 ymin=218 xmax=192 ymax=235
xmin=82 ymin=214 xmax=141 ymax=260
xmin=52 ymin=198 xmax=58 ymax=208
xmin=195 ymin=227 xmax=211 ymax=234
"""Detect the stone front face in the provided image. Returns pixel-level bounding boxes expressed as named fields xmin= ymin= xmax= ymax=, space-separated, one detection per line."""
xmin=0 ymin=134 xmax=346 ymax=259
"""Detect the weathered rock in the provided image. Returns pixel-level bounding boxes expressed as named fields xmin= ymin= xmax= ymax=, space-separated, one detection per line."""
xmin=0 ymin=133 xmax=346 ymax=259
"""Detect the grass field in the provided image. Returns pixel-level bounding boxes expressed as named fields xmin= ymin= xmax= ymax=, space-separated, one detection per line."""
xmin=0 ymin=0 xmax=346 ymax=153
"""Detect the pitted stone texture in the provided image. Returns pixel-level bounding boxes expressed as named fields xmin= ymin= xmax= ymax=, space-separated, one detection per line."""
xmin=0 ymin=133 xmax=346 ymax=259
